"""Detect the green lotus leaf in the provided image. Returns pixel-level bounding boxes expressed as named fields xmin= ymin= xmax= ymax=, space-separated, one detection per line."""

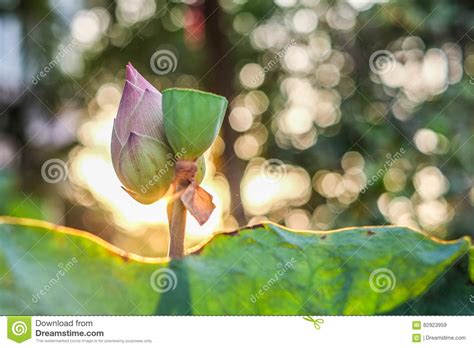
xmin=0 ymin=217 xmax=472 ymax=315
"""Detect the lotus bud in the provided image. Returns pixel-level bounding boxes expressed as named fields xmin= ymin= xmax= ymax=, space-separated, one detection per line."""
xmin=111 ymin=63 xmax=174 ymax=204
xmin=162 ymin=88 xmax=228 ymax=160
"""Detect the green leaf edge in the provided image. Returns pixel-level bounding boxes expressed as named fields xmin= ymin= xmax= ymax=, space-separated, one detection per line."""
xmin=0 ymin=216 xmax=471 ymax=268
xmin=162 ymin=87 xmax=228 ymax=101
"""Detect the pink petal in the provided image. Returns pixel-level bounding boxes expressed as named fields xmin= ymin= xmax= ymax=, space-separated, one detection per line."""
xmin=126 ymin=63 xmax=159 ymax=93
xmin=125 ymin=63 xmax=138 ymax=83
xmin=115 ymin=80 xmax=144 ymax=142
xmin=128 ymin=88 xmax=166 ymax=142
xmin=111 ymin=119 xmax=123 ymax=173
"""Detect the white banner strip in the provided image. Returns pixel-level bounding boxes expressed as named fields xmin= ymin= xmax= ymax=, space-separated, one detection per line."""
xmin=0 ymin=316 xmax=473 ymax=347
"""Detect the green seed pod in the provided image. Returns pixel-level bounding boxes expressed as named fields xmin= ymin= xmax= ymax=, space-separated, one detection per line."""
xmin=196 ymin=156 xmax=206 ymax=184
xmin=163 ymin=88 xmax=228 ymax=160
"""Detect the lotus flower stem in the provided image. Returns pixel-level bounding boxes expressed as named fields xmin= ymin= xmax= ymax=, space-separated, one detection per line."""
xmin=167 ymin=183 xmax=187 ymax=258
